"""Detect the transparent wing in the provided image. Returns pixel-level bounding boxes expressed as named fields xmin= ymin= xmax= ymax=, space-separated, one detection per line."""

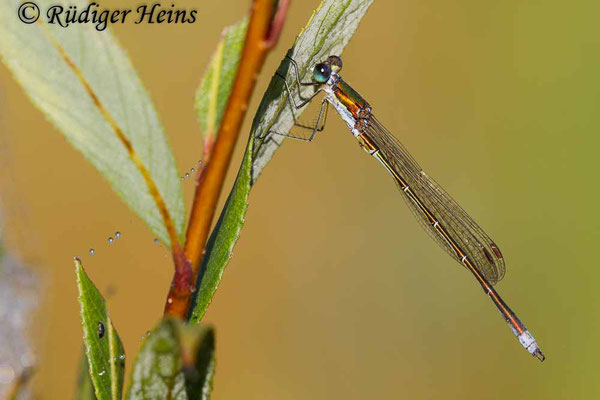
xmin=365 ymin=116 xmax=506 ymax=284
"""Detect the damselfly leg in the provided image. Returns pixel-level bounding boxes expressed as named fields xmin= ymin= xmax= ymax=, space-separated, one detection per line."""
xmin=285 ymin=55 xmax=321 ymax=88
xmin=258 ymin=56 xmax=330 ymax=142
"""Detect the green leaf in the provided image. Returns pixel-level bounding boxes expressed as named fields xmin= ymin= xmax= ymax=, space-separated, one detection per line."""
xmin=75 ymin=258 xmax=125 ymax=400
xmin=75 ymin=350 xmax=98 ymax=400
xmin=188 ymin=136 xmax=253 ymax=323
xmin=126 ymin=319 xmax=216 ymax=400
xmin=188 ymin=0 xmax=373 ymax=323
xmin=0 ymin=0 xmax=185 ymax=248
xmin=127 ymin=319 xmax=187 ymax=400
xmin=195 ymin=17 xmax=249 ymax=145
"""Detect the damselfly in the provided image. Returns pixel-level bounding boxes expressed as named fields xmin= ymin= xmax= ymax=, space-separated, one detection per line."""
xmin=265 ymin=55 xmax=544 ymax=362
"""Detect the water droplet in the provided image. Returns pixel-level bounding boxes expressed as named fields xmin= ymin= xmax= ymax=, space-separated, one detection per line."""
xmin=185 ymin=173 xmax=190 ymax=178
xmin=108 ymin=237 xmax=114 ymax=244
xmin=89 ymin=249 xmax=95 ymax=255
xmin=167 ymin=297 xmax=173 ymax=304
xmin=119 ymin=354 xmax=125 ymax=361
xmin=153 ymin=238 xmax=159 ymax=245
xmin=98 ymin=322 xmax=105 ymax=339
xmin=146 ymin=331 xmax=151 ymax=336
xmin=115 ymin=231 xmax=121 ymax=238
xmin=181 ymin=176 xmax=185 ymax=181
xmin=190 ymin=168 xmax=195 ymax=173
xmin=99 ymin=370 xmax=105 ymax=376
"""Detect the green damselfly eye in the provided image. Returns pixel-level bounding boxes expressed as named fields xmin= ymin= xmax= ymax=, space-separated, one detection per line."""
xmin=313 ymin=63 xmax=331 ymax=83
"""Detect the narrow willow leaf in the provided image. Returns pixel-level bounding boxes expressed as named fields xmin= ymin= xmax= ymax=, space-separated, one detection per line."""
xmin=126 ymin=319 xmax=216 ymax=400
xmin=188 ymin=0 xmax=373 ymax=323
xmin=195 ymin=17 xmax=249 ymax=145
xmin=75 ymin=351 xmax=98 ymax=400
xmin=188 ymin=136 xmax=252 ymax=322
xmin=75 ymin=258 xmax=125 ymax=400
xmin=0 ymin=0 xmax=185 ymax=247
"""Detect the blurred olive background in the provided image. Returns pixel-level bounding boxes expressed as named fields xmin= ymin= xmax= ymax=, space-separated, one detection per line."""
xmin=1 ymin=0 xmax=599 ymax=398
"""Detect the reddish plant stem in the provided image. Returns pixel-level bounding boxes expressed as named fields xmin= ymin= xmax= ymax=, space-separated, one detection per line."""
xmin=265 ymin=0 xmax=290 ymax=48
xmin=164 ymin=0 xmax=287 ymax=318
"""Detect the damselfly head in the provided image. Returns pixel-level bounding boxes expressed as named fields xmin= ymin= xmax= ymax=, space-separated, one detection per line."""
xmin=326 ymin=55 xmax=343 ymax=73
xmin=313 ymin=55 xmax=343 ymax=83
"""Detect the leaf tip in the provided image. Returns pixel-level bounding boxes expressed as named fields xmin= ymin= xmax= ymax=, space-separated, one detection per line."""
xmin=74 ymin=257 xmax=85 ymax=280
